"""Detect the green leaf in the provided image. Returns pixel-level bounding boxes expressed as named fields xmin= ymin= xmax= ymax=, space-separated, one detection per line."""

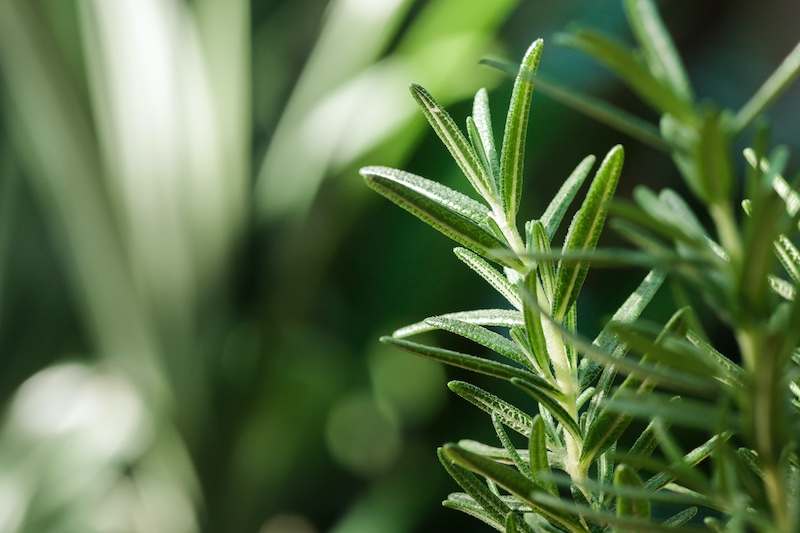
xmin=521 ymin=489 xmax=705 ymax=532
xmin=393 ymin=309 xmax=523 ymax=337
xmin=528 ymin=221 xmax=557 ymax=298
xmin=775 ymin=235 xmax=800 ymax=284
xmin=623 ymin=0 xmax=694 ymax=104
xmin=500 ymin=38 xmax=543 ymax=220
xmin=569 ymin=323 xmax=718 ymax=396
xmin=602 ymin=393 xmax=732 ymax=431
xmin=645 ymin=429 xmax=728 ymax=493
xmin=685 ymin=330 xmax=747 ymax=390
xmin=607 ymin=321 xmax=727 ymax=384
xmin=457 ymin=440 xmax=530 ymax=466
xmin=627 ymin=416 xmax=672 ymax=466
xmin=632 ymin=187 xmax=708 ymax=247
xmin=582 ymin=269 xmax=666 ymax=386
xmin=733 ymin=40 xmax=800 ymax=135
xmin=580 ymin=309 xmax=689 ymax=468
xmin=442 ymin=443 xmax=586 ymax=533
xmin=361 ymin=166 xmax=519 ymax=267
xmin=381 ymin=336 xmax=539 ymax=383
xmin=553 ymin=145 xmax=624 ymax=321
xmin=535 ymin=76 xmax=670 ymax=153
xmin=737 ymin=447 xmax=764 ymax=478
xmin=530 ymin=415 xmax=559 ymax=496
xmin=662 ymin=507 xmax=698 ymax=528
xmin=703 ymin=517 xmax=726 ymax=533
xmin=769 ymin=275 xmax=796 ymax=301
xmin=511 ymin=377 xmax=581 ymax=442
xmin=492 ymin=413 xmax=533 ymax=479
xmin=555 ymin=27 xmax=692 ymax=121
xmin=540 ymin=155 xmax=595 ymax=242
xmin=425 ymin=316 xmax=531 ymax=369
xmin=614 ymin=464 xmax=651 ymax=521
xmin=442 ymin=494 xmax=504 ymax=531
xmin=409 ymin=84 xmax=492 ymax=199
xmin=472 ymin=88 xmax=501 ymax=191
xmin=438 ymin=448 xmax=512 ymax=526
xmin=449 ymin=381 xmax=535 ymax=438
xmin=480 ymin=58 xmax=671 ymax=152
xmin=454 ymin=247 xmax=522 ymax=309
xmin=504 ymin=511 xmax=518 ymax=532
xmin=697 ymin=106 xmax=734 ymax=203
xmin=520 ymin=269 xmax=555 ymax=379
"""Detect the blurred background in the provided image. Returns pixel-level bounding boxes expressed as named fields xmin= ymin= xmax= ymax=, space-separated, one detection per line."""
xmin=0 ymin=0 xmax=797 ymax=531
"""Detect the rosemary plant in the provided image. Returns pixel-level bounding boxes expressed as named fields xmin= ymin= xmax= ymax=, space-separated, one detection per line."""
xmin=362 ymin=1 xmax=800 ymax=531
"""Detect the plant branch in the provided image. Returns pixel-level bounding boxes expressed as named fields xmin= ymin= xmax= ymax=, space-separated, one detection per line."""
xmin=733 ymin=40 xmax=800 ymax=136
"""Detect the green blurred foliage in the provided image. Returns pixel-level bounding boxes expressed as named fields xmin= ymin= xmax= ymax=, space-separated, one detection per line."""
xmin=0 ymin=0 xmax=796 ymax=532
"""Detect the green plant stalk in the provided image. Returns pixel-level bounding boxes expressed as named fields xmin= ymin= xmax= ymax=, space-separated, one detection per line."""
xmin=737 ymin=325 xmax=789 ymax=532
xmin=708 ymin=201 xmax=743 ymax=274
xmin=504 ymin=210 xmax=586 ymax=487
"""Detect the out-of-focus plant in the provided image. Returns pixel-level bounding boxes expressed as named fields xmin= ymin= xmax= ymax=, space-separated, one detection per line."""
xmin=0 ymin=0 xmax=526 ymax=531
xmin=363 ymin=0 xmax=800 ymax=531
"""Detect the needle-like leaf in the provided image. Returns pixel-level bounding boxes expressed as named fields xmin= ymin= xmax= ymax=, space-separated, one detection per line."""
xmin=425 ymin=316 xmax=531 ymax=369
xmin=511 ymin=377 xmax=581 ymax=442
xmin=623 ymin=0 xmax=694 ymax=105
xmin=555 ymin=27 xmax=692 ymax=121
xmin=393 ymin=309 xmax=523 ymax=338
xmin=529 ymin=415 xmax=558 ymax=496
xmin=361 ymin=166 xmax=519 ymax=267
xmin=442 ymin=443 xmax=586 ymax=533
xmin=540 ymin=155 xmax=596 ymax=242
xmin=454 ymin=247 xmax=522 ymax=309
xmin=614 ymin=464 xmax=651 ymax=520
xmin=500 ymin=39 xmax=543 ymax=221
xmin=472 ymin=88 xmax=501 ymax=192
xmin=553 ymin=145 xmax=624 ymax=321
xmin=381 ymin=336 xmax=540 ymax=383
xmin=409 ymin=84 xmax=493 ymax=199
xmin=438 ymin=448 xmax=513 ymax=527
xmin=580 ymin=309 xmax=690 ymax=469
xmin=449 ymin=381 xmax=535 ymax=437
xmin=492 ymin=413 xmax=533 ymax=479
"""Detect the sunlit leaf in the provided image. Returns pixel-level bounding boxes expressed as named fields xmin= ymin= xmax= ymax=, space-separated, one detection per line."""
xmin=540 ymin=155 xmax=595 ymax=242
xmin=393 ymin=309 xmax=523 ymax=338
xmin=454 ymin=247 xmax=522 ymax=309
xmin=425 ymin=316 xmax=531 ymax=369
xmin=361 ymin=166 xmax=519 ymax=267
xmin=381 ymin=336 xmax=539 ymax=383
xmin=471 ymin=88 xmax=501 ymax=191
xmin=492 ymin=413 xmax=533 ymax=479
xmin=530 ymin=415 xmax=558 ymax=496
xmin=511 ymin=377 xmax=581 ymax=442
xmin=442 ymin=443 xmax=586 ymax=532
xmin=500 ymin=39 xmax=543 ymax=220
xmin=438 ymin=448 xmax=512 ymax=527
xmin=449 ymin=380 xmax=535 ymax=437
xmin=409 ymin=84 xmax=493 ymax=199
xmin=553 ymin=145 xmax=624 ymax=321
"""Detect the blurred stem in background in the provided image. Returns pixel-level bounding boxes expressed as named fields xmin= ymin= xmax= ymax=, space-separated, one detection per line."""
xmin=0 ymin=0 xmax=524 ymax=531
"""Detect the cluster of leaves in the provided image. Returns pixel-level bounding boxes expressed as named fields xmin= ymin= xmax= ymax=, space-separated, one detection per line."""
xmin=362 ymin=0 xmax=800 ymax=531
